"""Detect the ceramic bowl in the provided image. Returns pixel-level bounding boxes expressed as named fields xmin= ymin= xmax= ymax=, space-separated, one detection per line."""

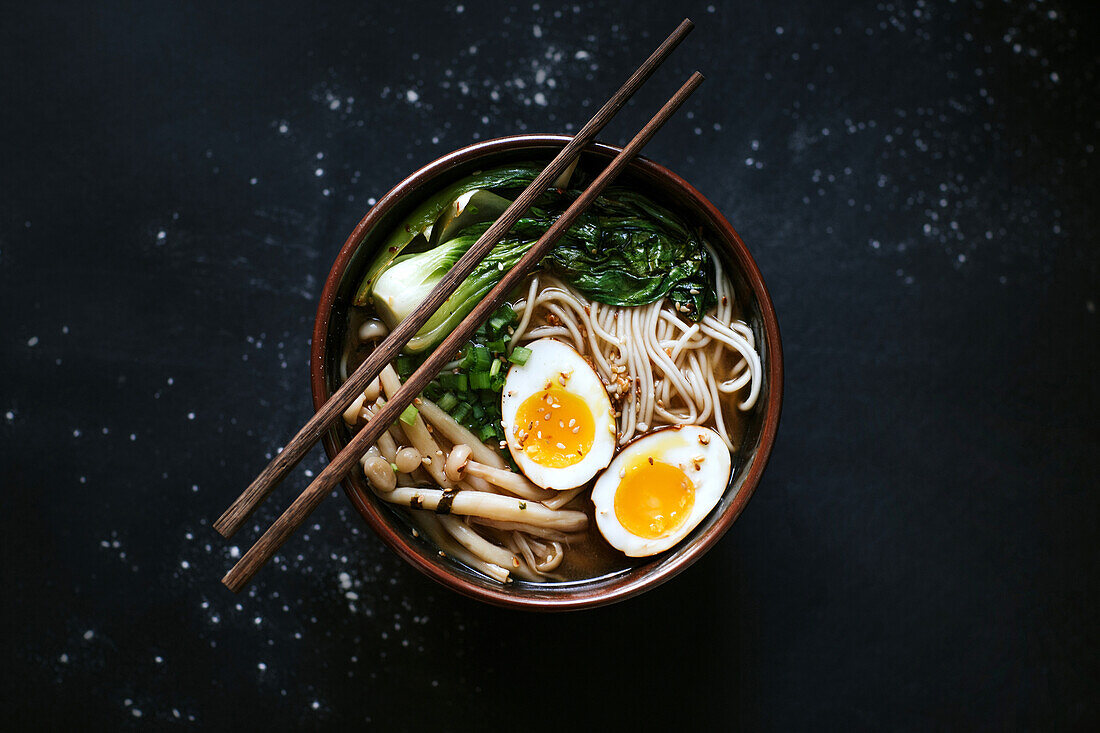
xmin=311 ymin=134 xmax=782 ymax=610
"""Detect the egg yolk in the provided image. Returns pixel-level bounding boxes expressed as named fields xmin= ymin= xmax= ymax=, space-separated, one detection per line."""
xmin=514 ymin=387 xmax=594 ymax=468
xmin=614 ymin=458 xmax=695 ymax=539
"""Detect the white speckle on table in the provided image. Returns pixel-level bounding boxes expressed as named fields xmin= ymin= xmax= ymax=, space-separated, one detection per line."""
xmin=406 ymin=89 xmax=419 ymax=103
xmin=27 ymin=336 xmax=38 ymax=347
xmin=314 ymin=168 xmax=324 ymax=177
xmin=83 ymin=630 xmax=95 ymax=641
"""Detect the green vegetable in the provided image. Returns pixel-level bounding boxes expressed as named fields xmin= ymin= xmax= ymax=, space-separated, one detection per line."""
xmin=489 ymin=358 xmax=502 ymax=378
xmin=359 ymin=163 xmax=714 ymax=354
xmin=428 ymin=190 xmax=513 ymax=248
xmin=450 ymin=401 xmax=471 ymax=423
xmin=472 ymin=346 xmax=491 ymax=371
xmin=540 ymin=189 xmax=717 ymax=317
xmin=394 ymin=355 xmax=417 ymax=378
xmin=368 ymin=231 xmax=534 ymax=353
xmin=509 ymin=346 xmax=532 ymax=365
xmin=437 ymin=392 xmax=459 ymax=412
xmin=399 ymin=404 xmax=419 ymax=426
xmin=352 ymin=165 xmax=544 ymax=306
xmin=469 ymin=371 xmax=491 ymax=391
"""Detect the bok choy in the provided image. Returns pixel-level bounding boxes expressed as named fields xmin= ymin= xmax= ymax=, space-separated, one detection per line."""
xmin=361 ymin=164 xmax=717 ymax=353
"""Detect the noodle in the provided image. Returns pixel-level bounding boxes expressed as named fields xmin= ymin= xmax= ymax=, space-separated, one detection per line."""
xmin=509 ymin=250 xmax=762 ymax=450
xmin=347 ymin=245 xmax=762 ymax=584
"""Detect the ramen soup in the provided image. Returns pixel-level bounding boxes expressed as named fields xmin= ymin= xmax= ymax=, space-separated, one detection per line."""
xmin=337 ymin=163 xmax=762 ymax=585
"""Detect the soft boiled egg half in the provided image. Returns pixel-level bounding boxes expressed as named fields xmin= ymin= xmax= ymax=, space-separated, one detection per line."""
xmin=501 ymin=338 xmax=616 ymax=490
xmin=591 ymin=425 xmax=731 ymax=557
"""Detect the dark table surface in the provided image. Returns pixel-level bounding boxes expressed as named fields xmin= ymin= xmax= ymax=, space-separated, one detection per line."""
xmin=2 ymin=0 xmax=1096 ymax=729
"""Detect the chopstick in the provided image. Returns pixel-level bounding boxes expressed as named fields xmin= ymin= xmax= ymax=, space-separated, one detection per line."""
xmin=222 ymin=71 xmax=705 ymax=592
xmin=213 ymin=18 xmax=695 ymax=540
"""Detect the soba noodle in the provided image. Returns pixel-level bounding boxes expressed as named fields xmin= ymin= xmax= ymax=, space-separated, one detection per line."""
xmin=509 ymin=248 xmax=762 ymax=450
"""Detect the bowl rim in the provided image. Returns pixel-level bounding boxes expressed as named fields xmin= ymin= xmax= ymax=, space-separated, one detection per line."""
xmin=310 ymin=133 xmax=783 ymax=611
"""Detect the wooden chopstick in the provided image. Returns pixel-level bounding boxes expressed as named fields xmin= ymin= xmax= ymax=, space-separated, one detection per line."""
xmin=212 ymin=18 xmax=695 ymax=540
xmin=222 ymin=71 xmax=705 ymax=592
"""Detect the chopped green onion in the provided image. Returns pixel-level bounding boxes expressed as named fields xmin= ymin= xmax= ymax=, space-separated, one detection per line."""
xmin=454 ymin=373 xmax=468 ymax=392
xmin=509 ymin=346 xmax=532 ymax=366
xmin=470 ymin=371 xmax=491 ymax=391
xmin=478 ymin=424 xmax=497 ymax=441
xmin=489 ymin=359 xmax=502 ymax=378
xmin=399 ymin=404 xmax=418 ymax=426
xmin=487 ymin=339 xmax=507 ymax=353
xmin=473 ymin=346 xmax=491 ymax=371
xmin=437 ymin=392 xmax=458 ymax=412
xmin=395 ymin=355 xmax=415 ymax=377
xmin=451 ymin=401 xmax=471 ymax=422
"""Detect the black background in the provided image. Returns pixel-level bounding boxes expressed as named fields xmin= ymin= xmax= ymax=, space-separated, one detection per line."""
xmin=2 ymin=0 xmax=1097 ymax=729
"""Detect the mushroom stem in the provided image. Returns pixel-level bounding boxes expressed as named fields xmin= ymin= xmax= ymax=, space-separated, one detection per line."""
xmin=443 ymin=444 xmax=551 ymax=501
xmin=437 ymin=516 xmax=520 ymax=570
xmin=466 ymin=462 xmax=551 ymax=501
xmin=380 ymin=487 xmax=588 ymax=532
xmin=379 ymin=365 xmax=454 ymax=488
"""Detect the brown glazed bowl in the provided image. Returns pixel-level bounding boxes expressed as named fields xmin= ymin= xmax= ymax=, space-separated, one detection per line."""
xmin=311 ymin=134 xmax=783 ymax=611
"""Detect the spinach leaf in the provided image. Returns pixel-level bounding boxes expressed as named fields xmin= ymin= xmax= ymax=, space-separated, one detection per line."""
xmin=536 ymin=188 xmax=716 ymax=319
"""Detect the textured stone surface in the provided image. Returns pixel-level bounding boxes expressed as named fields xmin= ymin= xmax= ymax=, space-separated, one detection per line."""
xmin=1 ymin=1 xmax=1096 ymax=728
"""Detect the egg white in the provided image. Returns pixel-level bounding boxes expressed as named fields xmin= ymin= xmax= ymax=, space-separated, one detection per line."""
xmin=500 ymin=338 xmax=616 ymax=490
xmin=591 ymin=425 xmax=731 ymax=557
